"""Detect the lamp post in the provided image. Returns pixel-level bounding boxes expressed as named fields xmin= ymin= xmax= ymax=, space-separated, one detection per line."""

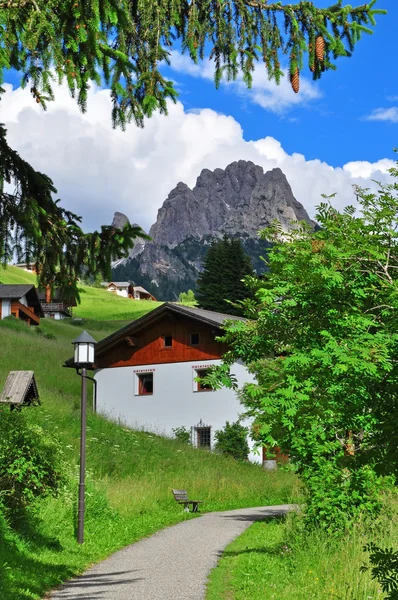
xmin=72 ymin=330 xmax=97 ymax=545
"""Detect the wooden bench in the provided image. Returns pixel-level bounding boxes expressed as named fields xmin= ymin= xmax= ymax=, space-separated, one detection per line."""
xmin=172 ymin=489 xmax=202 ymax=513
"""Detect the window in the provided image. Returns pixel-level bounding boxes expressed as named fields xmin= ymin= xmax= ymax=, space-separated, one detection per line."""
xmin=190 ymin=333 xmax=200 ymax=346
xmin=193 ymin=421 xmax=212 ymax=448
xmin=163 ymin=334 xmax=172 ymax=348
xmin=137 ymin=372 xmax=153 ymax=395
xmin=195 ymin=369 xmax=213 ymax=392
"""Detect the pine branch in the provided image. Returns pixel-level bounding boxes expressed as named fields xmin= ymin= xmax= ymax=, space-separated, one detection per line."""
xmin=0 ymin=0 xmax=39 ymax=8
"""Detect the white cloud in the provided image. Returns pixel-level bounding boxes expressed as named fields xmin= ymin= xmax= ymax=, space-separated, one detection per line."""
xmin=1 ymin=82 xmax=394 ymax=234
xmin=167 ymin=51 xmax=321 ymax=113
xmin=343 ymin=159 xmax=393 ymax=179
xmin=364 ymin=107 xmax=398 ymax=123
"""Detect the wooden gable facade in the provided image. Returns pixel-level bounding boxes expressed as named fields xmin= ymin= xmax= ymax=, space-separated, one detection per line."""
xmin=96 ymin=313 xmax=229 ymax=369
xmin=65 ymin=303 xmax=244 ymax=370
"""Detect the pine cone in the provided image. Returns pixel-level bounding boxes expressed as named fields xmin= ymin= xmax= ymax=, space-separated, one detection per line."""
xmin=290 ymin=68 xmax=299 ymax=94
xmin=316 ymin=36 xmax=325 ymax=61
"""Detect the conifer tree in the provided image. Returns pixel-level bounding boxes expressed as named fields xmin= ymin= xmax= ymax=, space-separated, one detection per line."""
xmin=196 ymin=237 xmax=253 ymax=315
xmin=0 ymin=0 xmax=386 ymax=292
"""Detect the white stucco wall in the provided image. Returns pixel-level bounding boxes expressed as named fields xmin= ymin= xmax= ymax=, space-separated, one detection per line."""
xmin=44 ymin=312 xmax=64 ymax=320
xmin=19 ymin=295 xmax=28 ymax=307
xmin=1 ymin=299 xmax=11 ymax=318
xmin=95 ymin=359 xmax=261 ymax=463
xmin=107 ymin=286 xmax=129 ymax=297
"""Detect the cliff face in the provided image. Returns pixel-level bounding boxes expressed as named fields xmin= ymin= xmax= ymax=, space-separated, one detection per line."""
xmin=111 ymin=160 xmax=314 ymax=299
xmin=149 ymin=161 xmax=312 ymax=247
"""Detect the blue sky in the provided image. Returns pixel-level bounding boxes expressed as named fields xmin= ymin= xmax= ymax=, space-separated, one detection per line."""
xmin=2 ymin=0 xmax=396 ymax=232
xmin=161 ymin=0 xmax=396 ymax=166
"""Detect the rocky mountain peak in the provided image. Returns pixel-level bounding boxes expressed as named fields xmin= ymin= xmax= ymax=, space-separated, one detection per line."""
xmin=111 ymin=211 xmax=130 ymax=229
xmin=112 ymin=160 xmax=314 ymax=300
xmin=149 ymin=160 xmax=312 ymax=248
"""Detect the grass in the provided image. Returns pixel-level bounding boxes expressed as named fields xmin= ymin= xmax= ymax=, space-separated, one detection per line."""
xmin=73 ymin=284 xmax=162 ymax=320
xmin=0 ymin=306 xmax=297 ymax=599
xmin=0 ymin=265 xmax=162 ymax=321
xmin=206 ymin=496 xmax=398 ymax=600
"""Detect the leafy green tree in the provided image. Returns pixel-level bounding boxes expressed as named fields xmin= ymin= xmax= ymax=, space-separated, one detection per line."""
xmin=0 ymin=1 xmax=385 ymax=293
xmin=196 ymin=237 xmax=253 ymax=315
xmin=207 ymin=169 xmax=398 ymax=530
xmin=178 ymin=289 xmax=196 ymax=305
xmin=215 ymin=421 xmax=249 ymax=461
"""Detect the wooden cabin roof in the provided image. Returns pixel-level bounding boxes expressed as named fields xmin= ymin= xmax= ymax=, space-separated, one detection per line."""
xmin=0 ymin=371 xmax=40 ymax=406
xmin=0 ymin=285 xmax=44 ymax=316
xmin=0 ymin=284 xmax=34 ymax=299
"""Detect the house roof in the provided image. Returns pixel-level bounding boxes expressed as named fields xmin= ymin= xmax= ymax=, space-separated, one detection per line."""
xmin=0 ymin=284 xmax=35 ymax=299
xmin=133 ymin=285 xmax=155 ymax=296
xmin=0 ymin=371 xmax=40 ymax=405
xmin=0 ymin=284 xmax=44 ymax=316
xmin=107 ymin=281 xmax=131 ymax=288
xmin=64 ymin=302 xmax=246 ymax=368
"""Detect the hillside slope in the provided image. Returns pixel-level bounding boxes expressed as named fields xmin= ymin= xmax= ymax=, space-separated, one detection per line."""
xmin=0 ymin=265 xmax=163 ymax=321
xmin=0 ymin=295 xmax=296 ymax=600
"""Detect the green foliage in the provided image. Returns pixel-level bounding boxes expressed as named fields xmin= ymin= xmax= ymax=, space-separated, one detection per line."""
xmin=362 ymin=542 xmax=398 ymax=599
xmin=0 ymin=408 xmax=65 ymax=518
xmin=0 ymin=0 xmax=385 ymax=296
xmin=215 ymin=421 xmax=249 ymax=461
xmin=172 ymin=425 xmax=191 ymax=444
xmin=196 ymin=237 xmax=254 ymax=315
xmin=0 ymin=0 xmax=384 ymax=117
xmin=0 ymin=121 xmax=150 ymax=299
xmin=207 ymin=496 xmax=398 ymax=600
xmin=0 ymin=309 xmax=296 ymax=599
xmin=216 ymin=165 xmax=398 ymax=530
xmin=178 ymin=289 xmax=196 ymax=306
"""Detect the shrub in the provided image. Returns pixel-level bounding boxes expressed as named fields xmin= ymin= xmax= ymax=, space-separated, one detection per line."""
xmin=178 ymin=290 xmax=196 ymax=306
xmin=172 ymin=426 xmax=191 ymax=444
xmin=215 ymin=421 xmax=249 ymax=460
xmin=302 ymin=460 xmax=389 ymax=532
xmin=35 ymin=327 xmax=56 ymax=340
xmin=362 ymin=543 xmax=398 ymax=599
xmin=0 ymin=408 xmax=66 ymax=519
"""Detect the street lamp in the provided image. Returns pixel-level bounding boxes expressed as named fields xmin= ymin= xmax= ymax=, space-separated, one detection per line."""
xmin=72 ymin=330 xmax=97 ymax=544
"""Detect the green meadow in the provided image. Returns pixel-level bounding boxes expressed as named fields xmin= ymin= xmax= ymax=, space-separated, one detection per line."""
xmin=206 ymin=500 xmax=398 ymax=600
xmin=0 ymin=265 xmax=163 ymax=321
xmin=0 ymin=266 xmax=296 ymax=600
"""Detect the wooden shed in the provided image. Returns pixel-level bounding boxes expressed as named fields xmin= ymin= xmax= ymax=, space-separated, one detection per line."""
xmin=0 ymin=371 xmax=40 ymax=407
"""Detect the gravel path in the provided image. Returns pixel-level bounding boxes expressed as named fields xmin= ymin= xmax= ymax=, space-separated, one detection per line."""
xmin=47 ymin=504 xmax=291 ymax=600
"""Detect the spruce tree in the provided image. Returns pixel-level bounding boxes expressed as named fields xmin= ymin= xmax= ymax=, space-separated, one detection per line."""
xmin=0 ymin=1 xmax=386 ymax=292
xmin=196 ymin=237 xmax=253 ymax=315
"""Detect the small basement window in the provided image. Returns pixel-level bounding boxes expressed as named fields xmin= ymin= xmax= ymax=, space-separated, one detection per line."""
xmin=190 ymin=333 xmax=200 ymax=346
xmin=163 ymin=334 xmax=173 ymax=348
xmin=195 ymin=426 xmax=211 ymax=449
xmin=137 ymin=372 xmax=153 ymax=395
xmin=195 ymin=369 xmax=213 ymax=392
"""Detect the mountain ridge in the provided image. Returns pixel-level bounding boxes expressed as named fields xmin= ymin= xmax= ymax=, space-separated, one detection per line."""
xmin=112 ymin=160 xmax=314 ymax=299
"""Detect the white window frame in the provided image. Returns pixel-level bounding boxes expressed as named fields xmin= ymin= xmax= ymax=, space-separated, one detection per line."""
xmin=134 ymin=369 xmax=155 ymax=396
xmin=192 ymin=367 xmax=213 ymax=393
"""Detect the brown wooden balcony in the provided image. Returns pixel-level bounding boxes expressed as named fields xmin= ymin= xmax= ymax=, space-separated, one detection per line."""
xmin=40 ymin=302 xmax=73 ymax=317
